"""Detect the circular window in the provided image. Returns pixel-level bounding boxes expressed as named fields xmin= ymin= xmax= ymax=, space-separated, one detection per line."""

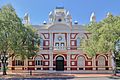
xmin=58 ymin=19 xmax=62 ymax=22
xmin=58 ymin=36 xmax=62 ymax=41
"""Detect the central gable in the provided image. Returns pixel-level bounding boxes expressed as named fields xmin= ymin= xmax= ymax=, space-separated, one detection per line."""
xmin=48 ymin=24 xmax=71 ymax=31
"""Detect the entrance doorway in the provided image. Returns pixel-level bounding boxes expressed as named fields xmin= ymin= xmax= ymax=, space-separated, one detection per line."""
xmin=56 ymin=56 xmax=64 ymax=71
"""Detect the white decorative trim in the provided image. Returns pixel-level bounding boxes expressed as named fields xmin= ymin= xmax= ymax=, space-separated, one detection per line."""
xmin=33 ymin=55 xmax=44 ymax=60
xmin=29 ymin=62 xmax=32 ymax=65
xmin=54 ymin=54 xmax=66 ymax=61
xmin=44 ymin=55 xmax=48 ymax=59
xmin=13 ymin=55 xmax=21 ymax=60
xmin=97 ymin=54 xmax=107 ymax=60
xmin=45 ymin=41 xmax=49 ymax=45
xmin=76 ymin=55 xmax=87 ymax=61
xmin=45 ymin=62 xmax=48 ymax=65
xmin=71 ymin=61 xmax=75 ymax=65
xmin=71 ymin=54 xmax=76 ymax=59
xmin=67 ymin=54 xmax=70 ymax=70
xmin=88 ymin=61 xmax=91 ymax=65
xmin=92 ymin=56 xmax=96 ymax=70
xmin=71 ymin=41 xmax=75 ymax=45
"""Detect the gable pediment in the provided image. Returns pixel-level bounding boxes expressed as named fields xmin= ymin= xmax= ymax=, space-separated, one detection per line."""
xmin=48 ymin=23 xmax=71 ymax=31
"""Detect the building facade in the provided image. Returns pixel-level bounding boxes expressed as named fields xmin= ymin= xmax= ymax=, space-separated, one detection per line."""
xmin=1 ymin=7 xmax=113 ymax=73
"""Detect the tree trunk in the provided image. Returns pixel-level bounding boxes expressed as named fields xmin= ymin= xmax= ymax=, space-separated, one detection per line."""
xmin=2 ymin=61 xmax=7 ymax=75
xmin=1 ymin=51 xmax=8 ymax=75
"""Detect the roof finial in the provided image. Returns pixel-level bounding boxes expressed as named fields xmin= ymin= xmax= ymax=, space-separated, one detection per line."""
xmin=24 ymin=12 xmax=30 ymax=24
xmin=106 ymin=12 xmax=113 ymax=18
xmin=90 ymin=12 xmax=96 ymax=22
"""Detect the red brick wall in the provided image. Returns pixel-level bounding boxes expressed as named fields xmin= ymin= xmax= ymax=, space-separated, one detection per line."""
xmin=43 ymin=40 xmax=49 ymax=50
xmin=70 ymin=40 xmax=77 ymax=50
xmin=70 ymin=61 xmax=77 ymax=66
xmin=85 ymin=61 xmax=92 ymax=70
xmin=64 ymin=61 xmax=67 ymax=66
xmin=42 ymin=54 xmax=49 ymax=60
xmin=28 ymin=61 xmax=35 ymax=70
xmin=42 ymin=33 xmax=50 ymax=39
xmin=43 ymin=61 xmax=49 ymax=66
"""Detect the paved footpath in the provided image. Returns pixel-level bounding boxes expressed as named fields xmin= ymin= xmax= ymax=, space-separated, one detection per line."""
xmin=0 ymin=71 xmax=120 ymax=80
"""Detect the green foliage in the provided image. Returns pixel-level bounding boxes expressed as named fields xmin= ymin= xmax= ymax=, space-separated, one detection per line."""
xmin=81 ymin=15 xmax=120 ymax=57
xmin=0 ymin=4 xmax=39 ymax=75
xmin=0 ymin=4 xmax=39 ymax=59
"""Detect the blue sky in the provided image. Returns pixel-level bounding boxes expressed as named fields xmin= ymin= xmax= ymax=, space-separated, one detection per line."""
xmin=0 ymin=0 xmax=120 ymax=25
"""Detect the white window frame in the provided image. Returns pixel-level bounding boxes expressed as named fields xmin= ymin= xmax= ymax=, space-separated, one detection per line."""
xmin=15 ymin=60 xmax=24 ymax=66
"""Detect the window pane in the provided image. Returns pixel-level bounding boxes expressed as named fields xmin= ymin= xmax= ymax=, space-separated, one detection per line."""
xmin=61 ymin=43 xmax=64 ymax=46
xmin=15 ymin=60 xmax=24 ymax=66
xmin=35 ymin=60 xmax=42 ymax=66
xmin=35 ymin=60 xmax=37 ymax=65
xmin=38 ymin=60 xmax=40 ymax=65
xmin=55 ymin=43 xmax=59 ymax=46
xmin=41 ymin=60 xmax=42 ymax=65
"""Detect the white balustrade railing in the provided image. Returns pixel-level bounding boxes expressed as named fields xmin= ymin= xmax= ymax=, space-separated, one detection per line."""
xmin=39 ymin=46 xmax=82 ymax=50
xmin=54 ymin=46 xmax=66 ymax=50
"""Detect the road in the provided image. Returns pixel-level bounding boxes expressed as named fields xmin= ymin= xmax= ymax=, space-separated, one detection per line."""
xmin=1 ymin=77 xmax=120 ymax=80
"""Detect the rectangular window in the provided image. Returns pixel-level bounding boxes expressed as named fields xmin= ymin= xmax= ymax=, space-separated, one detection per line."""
xmin=45 ymin=41 xmax=49 ymax=45
xmin=72 ymin=41 xmax=75 ymax=45
xmin=37 ymin=68 xmax=41 ymax=70
xmin=55 ymin=43 xmax=59 ymax=46
xmin=35 ymin=60 xmax=42 ymax=66
xmin=61 ymin=43 xmax=64 ymax=46
xmin=15 ymin=60 xmax=24 ymax=66
xmin=79 ymin=68 xmax=83 ymax=70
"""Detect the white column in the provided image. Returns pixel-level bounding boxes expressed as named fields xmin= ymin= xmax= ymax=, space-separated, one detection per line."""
xmin=49 ymin=52 xmax=53 ymax=70
xmin=8 ymin=57 xmax=12 ymax=70
xmin=67 ymin=33 xmax=70 ymax=49
xmin=50 ymin=33 xmax=53 ymax=50
xmin=111 ymin=53 xmax=115 ymax=71
xmin=8 ymin=57 xmax=12 ymax=66
xmin=49 ymin=33 xmax=53 ymax=70
xmin=108 ymin=54 xmax=111 ymax=70
xmin=92 ymin=56 xmax=96 ymax=70
xmin=67 ymin=52 xmax=70 ymax=70
xmin=24 ymin=58 xmax=28 ymax=70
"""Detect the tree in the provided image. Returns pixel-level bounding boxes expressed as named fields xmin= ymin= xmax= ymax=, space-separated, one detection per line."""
xmin=81 ymin=14 xmax=120 ymax=75
xmin=0 ymin=4 xmax=39 ymax=75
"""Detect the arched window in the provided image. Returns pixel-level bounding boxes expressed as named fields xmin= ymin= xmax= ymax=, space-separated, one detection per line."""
xmin=98 ymin=56 xmax=105 ymax=66
xmin=15 ymin=56 xmax=24 ymax=66
xmin=35 ymin=56 xmax=43 ymax=66
xmin=56 ymin=56 xmax=64 ymax=60
xmin=77 ymin=56 xmax=85 ymax=70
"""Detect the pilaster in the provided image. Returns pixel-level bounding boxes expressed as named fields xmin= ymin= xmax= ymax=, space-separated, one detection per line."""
xmin=49 ymin=51 xmax=53 ymax=70
xmin=67 ymin=52 xmax=70 ymax=70
xmin=67 ymin=33 xmax=70 ymax=49
xmin=92 ymin=56 xmax=96 ymax=70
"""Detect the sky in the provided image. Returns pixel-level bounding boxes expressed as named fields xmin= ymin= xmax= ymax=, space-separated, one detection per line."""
xmin=0 ymin=0 xmax=120 ymax=25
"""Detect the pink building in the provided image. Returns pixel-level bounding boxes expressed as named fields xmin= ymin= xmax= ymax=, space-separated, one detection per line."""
xmin=4 ymin=7 xmax=113 ymax=73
